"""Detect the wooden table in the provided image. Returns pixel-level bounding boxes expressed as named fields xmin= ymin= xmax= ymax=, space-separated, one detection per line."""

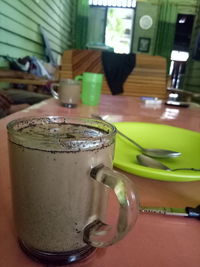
xmin=0 ymin=95 xmax=200 ymax=267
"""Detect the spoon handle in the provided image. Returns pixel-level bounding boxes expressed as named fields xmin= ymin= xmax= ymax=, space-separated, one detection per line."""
xmin=91 ymin=114 xmax=144 ymax=150
xmin=116 ymin=129 xmax=144 ymax=150
xmin=172 ymin=168 xmax=200 ymax=171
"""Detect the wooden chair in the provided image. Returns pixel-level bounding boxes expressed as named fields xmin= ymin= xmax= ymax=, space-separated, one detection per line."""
xmin=60 ymin=49 xmax=168 ymax=99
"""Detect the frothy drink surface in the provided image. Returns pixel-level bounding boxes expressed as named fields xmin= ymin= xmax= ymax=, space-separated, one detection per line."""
xmin=9 ymin=122 xmax=114 ymax=252
xmin=59 ymin=83 xmax=80 ymax=105
xmin=16 ymin=122 xmax=106 ymax=140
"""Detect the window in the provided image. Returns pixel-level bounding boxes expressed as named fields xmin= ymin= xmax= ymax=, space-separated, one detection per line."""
xmin=105 ymin=8 xmax=134 ymax=53
xmin=89 ymin=0 xmax=136 ymax=8
xmin=88 ymin=0 xmax=136 ymax=53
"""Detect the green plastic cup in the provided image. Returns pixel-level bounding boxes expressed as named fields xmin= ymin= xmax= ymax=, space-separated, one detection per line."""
xmin=75 ymin=72 xmax=103 ymax=106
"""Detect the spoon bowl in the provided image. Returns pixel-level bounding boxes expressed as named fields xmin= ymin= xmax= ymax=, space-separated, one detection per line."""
xmin=141 ymin=148 xmax=181 ymax=158
xmin=137 ymin=154 xmax=200 ymax=171
xmin=92 ymin=114 xmax=181 ymax=159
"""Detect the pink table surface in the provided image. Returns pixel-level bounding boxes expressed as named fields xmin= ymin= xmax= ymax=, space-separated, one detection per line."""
xmin=0 ymin=95 xmax=200 ymax=267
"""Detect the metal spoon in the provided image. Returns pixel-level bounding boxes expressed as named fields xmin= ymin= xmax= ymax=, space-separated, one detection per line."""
xmin=91 ymin=114 xmax=181 ymax=158
xmin=137 ymin=154 xmax=200 ymax=171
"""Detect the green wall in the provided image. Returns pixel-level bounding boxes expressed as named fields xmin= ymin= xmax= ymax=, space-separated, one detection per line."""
xmin=132 ymin=1 xmax=159 ymax=54
xmin=132 ymin=0 xmax=198 ymax=55
xmin=184 ymin=4 xmax=200 ymax=93
xmin=0 ymin=0 xmax=76 ymax=68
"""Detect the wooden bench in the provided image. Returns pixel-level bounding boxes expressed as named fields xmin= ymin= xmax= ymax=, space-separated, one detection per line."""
xmin=0 ymin=68 xmax=59 ymax=92
xmin=61 ymin=49 xmax=167 ymax=99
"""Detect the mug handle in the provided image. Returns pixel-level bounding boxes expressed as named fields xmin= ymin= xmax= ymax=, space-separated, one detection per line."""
xmin=50 ymin=83 xmax=59 ymax=99
xmin=83 ymin=164 xmax=139 ymax=248
xmin=74 ymin=75 xmax=83 ymax=81
xmin=74 ymin=76 xmax=83 ymax=99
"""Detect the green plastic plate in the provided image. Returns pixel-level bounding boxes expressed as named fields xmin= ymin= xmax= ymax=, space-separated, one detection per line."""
xmin=113 ymin=122 xmax=200 ymax=182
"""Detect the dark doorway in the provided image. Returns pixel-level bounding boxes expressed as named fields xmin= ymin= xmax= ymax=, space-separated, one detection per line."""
xmin=170 ymin=14 xmax=195 ymax=88
xmin=173 ymin=14 xmax=195 ymax=52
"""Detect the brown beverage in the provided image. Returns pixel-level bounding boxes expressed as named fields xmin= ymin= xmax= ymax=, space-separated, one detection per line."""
xmin=7 ymin=117 xmax=138 ymax=265
xmin=51 ymin=79 xmax=81 ymax=108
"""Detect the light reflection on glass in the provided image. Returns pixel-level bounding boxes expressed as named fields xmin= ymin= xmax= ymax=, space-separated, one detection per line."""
xmin=102 ymin=114 xmax=123 ymax=123
xmin=143 ymin=99 xmax=162 ymax=110
xmin=160 ymin=108 xmax=180 ymax=120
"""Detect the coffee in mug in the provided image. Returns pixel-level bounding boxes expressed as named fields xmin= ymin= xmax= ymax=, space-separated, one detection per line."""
xmin=51 ymin=79 xmax=81 ymax=108
xmin=7 ymin=116 xmax=138 ymax=265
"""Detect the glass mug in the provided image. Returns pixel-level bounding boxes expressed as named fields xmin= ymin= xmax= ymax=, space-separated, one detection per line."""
xmin=50 ymin=79 xmax=81 ymax=108
xmin=7 ymin=116 xmax=138 ymax=265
